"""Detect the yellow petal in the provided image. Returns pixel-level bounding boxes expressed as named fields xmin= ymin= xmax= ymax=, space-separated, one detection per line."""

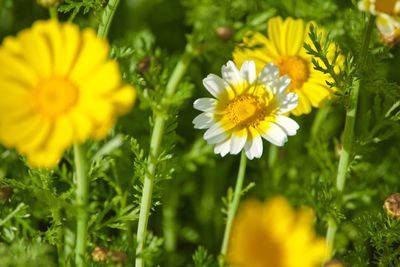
xmin=45 ymin=115 xmax=73 ymax=153
xmin=284 ymin=17 xmax=305 ymax=56
xmin=19 ymin=119 xmax=52 ymax=154
xmin=77 ymin=60 xmax=121 ymax=95
xmin=0 ymin=114 xmax=43 ymax=148
xmin=0 ymin=49 xmax=38 ymax=87
xmin=268 ymin=16 xmax=284 ymax=55
xmin=301 ymin=81 xmax=333 ymax=107
xmin=292 ymin=89 xmax=312 ymax=115
xmin=110 ymin=84 xmax=136 ymax=114
xmin=26 ymin=147 xmax=63 ymax=168
xmin=69 ymin=108 xmax=94 ymax=142
xmin=56 ymin=22 xmax=81 ymax=75
xmin=18 ymin=24 xmax=52 ymax=77
xmin=70 ymin=29 xmax=110 ymax=81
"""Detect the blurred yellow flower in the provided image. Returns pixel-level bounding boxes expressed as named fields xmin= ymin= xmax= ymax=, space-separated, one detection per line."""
xmin=358 ymin=0 xmax=400 ymax=45
xmin=228 ymin=197 xmax=329 ymax=267
xmin=234 ymin=16 xmax=343 ymax=116
xmin=0 ymin=20 xmax=136 ymax=168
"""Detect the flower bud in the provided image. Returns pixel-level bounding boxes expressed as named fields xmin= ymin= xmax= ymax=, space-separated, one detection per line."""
xmin=91 ymin=246 xmax=109 ymax=262
xmin=137 ymin=57 xmax=152 ymax=75
xmin=384 ymin=193 xmax=400 ymax=218
xmin=0 ymin=187 xmax=13 ymax=202
xmin=37 ymin=0 xmax=63 ymax=7
xmin=216 ymin=26 xmax=235 ymax=41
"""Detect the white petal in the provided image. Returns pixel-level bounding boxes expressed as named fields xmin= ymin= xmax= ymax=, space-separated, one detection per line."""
xmin=258 ymin=63 xmax=280 ymax=85
xmin=193 ymin=98 xmax=216 ymax=112
xmin=275 ymin=116 xmax=299 ymax=136
xmin=203 ymin=74 xmax=227 ymax=98
xmin=261 ymin=122 xmax=288 ymax=146
xmin=239 ymin=60 xmax=256 ymax=84
xmin=376 ymin=13 xmax=400 ymax=35
xmin=221 ymin=60 xmax=243 ymax=86
xmin=244 ymin=134 xmax=263 ymax=160
xmin=271 ymin=75 xmax=291 ymax=94
xmin=277 ymin=92 xmax=298 ymax=113
xmin=193 ymin=113 xmax=214 ymax=129
xmin=230 ymin=132 xmax=247 ymax=155
xmin=204 ymin=124 xmax=227 ymax=144
xmin=214 ymin=138 xmax=231 ymax=157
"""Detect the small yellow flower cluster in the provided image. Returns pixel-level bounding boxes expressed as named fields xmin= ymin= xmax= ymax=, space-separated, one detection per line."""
xmin=0 ymin=20 xmax=136 ymax=168
xmin=359 ymin=0 xmax=400 ymax=45
xmin=228 ymin=197 xmax=330 ymax=267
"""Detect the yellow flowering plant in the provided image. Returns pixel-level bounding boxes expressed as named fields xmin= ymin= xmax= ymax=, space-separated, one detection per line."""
xmin=0 ymin=20 xmax=135 ymax=168
xmin=234 ymin=16 xmax=344 ymax=116
xmin=228 ymin=197 xmax=329 ymax=267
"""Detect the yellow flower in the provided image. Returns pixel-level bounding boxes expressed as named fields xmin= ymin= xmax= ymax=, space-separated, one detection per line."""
xmin=359 ymin=0 xmax=400 ymax=45
xmin=234 ymin=16 xmax=343 ymax=116
xmin=228 ymin=197 xmax=329 ymax=267
xmin=0 ymin=20 xmax=136 ymax=168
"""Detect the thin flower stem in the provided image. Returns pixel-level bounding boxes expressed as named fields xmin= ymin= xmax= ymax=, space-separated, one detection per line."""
xmin=268 ymin=144 xmax=278 ymax=168
xmin=325 ymin=15 xmax=375 ymax=259
xmin=219 ymin=151 xmax=247 ymax=266
xmin=48 ymin=6 xmax=58 ymax=20
xmin=74 ymin=144 xmax=89 ymax=267
xmin=71 ymin=2 xmax=121 ymax=266
xmin=97 ymin=0 xmax=120 ymax=39
xmin=135 ymin=47 xmax=193 ymax=267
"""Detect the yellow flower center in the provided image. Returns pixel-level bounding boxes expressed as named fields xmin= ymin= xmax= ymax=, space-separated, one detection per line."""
xmin=33 ymin=76 xmax=79 ymax=119
xmin=226 ymin=94 xmax=266 ymax=128
xmin=275 ymin=56 xmax=309 ymax=91
xmin=375 ymin=0 xmax=398 ymax=14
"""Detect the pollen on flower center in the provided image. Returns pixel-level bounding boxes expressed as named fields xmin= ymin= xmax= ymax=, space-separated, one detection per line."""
xmin=33 ymin=76 xmax=79 ymax=119
xmin=225 ymin=95 xmax=266 ymax=128
xmin=275 ymin=56 xmax=309 ymax=91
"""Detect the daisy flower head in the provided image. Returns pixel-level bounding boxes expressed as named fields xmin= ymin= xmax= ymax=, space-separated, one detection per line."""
xmin=233 ymin=16 xmax=344 ymax=116
xmin=0 ymin=20 xmax=136 ymax=168
xmin=359 ymin=0 xmax=400 ymax=45
xmin=193 ymin=60 xmax=299 ymax=160
xmin=228 ymin=197 xmax=329 ymax=267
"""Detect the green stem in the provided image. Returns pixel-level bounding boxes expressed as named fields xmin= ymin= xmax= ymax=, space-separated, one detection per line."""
xmin=335 ymin=78 xmax=360 ymax=192
xmin=268 ymin=144 xmax=278 ymax=168
xmin=49 ymin=6 xmax=58 ymax=20
xmin=219 ymin=151 xmax=247 ymax=267
xmin=71 ymin=2 xmax=120 ymax=265
xmin=97 ymin=0 xmax=120 ymax=39
xmin=135 ymin=47 xmax=193 ymax=267
xmin=325 ymin=15 xmax=375 ymax=259
xmin=74 ymin=144 xmax=89 ymax=267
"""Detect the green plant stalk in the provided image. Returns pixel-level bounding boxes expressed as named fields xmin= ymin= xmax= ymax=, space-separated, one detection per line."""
xmin=325 ymin=15 xmax=375 ymax=259
xmin=97 ymin=0 xmax=120 ymax=39
xmin=268 ymin=144 xmax=278 ymax=168
xmin=219 ymin=151 xmax=247 ymax=266
xmin=135 ymin=47 xmax=193 ymax=267
xmin=74 ymin=144 xmax=89 ymax=267
xmin=71 ymin=2 xmax=122 ymax=265
xmin=49 ymin=6 xmax=58 ymax=20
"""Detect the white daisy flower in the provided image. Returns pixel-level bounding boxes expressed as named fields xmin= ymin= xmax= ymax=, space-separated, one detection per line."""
xmin=193 ymin=60 xmax=299 ymax=160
